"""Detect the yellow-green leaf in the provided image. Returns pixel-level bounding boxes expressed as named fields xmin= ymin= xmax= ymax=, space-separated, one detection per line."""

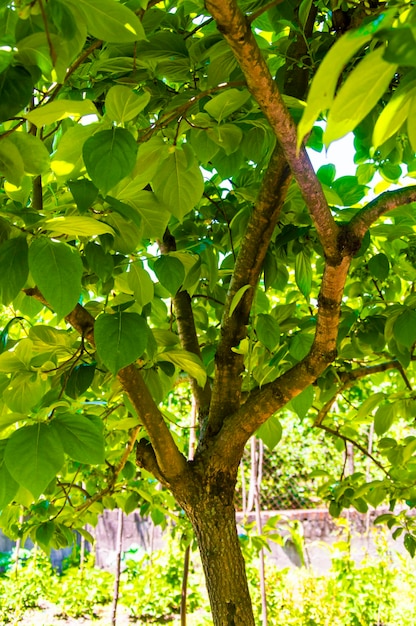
xmin=325 ymin=47 xmax=397 ymax=146
xmin=24 ymin=99 xmax=98 ymax=127
xmin=297 ymin=31 xmax=372 ymax=148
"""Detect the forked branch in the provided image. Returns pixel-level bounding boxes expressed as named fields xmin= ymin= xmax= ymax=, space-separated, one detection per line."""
xmin=24 ymin=287 xmax=189 ymax=486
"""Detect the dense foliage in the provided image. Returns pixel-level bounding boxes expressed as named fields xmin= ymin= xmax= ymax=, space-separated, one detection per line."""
xmin=2 ymin=0 xmax=416 ymax=621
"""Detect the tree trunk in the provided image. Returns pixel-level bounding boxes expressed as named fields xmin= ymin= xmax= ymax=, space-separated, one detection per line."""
xmin=182 ymin=481 xmax=255 ymax=626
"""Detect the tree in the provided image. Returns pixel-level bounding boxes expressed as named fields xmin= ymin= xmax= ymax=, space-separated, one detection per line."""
xmin=1 ymin=0 xmax=416 ymax=622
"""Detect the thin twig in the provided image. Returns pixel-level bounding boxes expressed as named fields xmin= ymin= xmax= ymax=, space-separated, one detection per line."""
xmin=317 ymin=423 xmax=390 ymax=476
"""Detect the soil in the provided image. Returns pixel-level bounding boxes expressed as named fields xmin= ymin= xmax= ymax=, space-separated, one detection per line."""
xmin=9 ymin=600 xmax=133 ymax=625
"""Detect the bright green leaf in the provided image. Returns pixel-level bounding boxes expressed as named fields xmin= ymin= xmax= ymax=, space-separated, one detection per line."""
xmin=325 ymin=47 xmax=397 ymax=146
xmin=295 ymin=250 xmax=312 ymax=298
xmin=51 ymin=412 xmax=105 ymax=464
xmin=128 ymin=264 xmax=154 ymax=308
xmin=94 ymin=312 xmax=149 ymax=374
xmin=24 ymin=99 xmax=99 ymax=127
xmin=4 ymin=423 xmax=65 ymax=498
xmin=83 ymin=128 xmax=138 ymax=195
xmin=44 ymin=216 xmax=115 ymax=237
xmin=229 ymin=285 xmax=251 ymax=317
xmin=105 ymin=85 xmax=150 ymax=123
xmin=204 ymin=89 xmax=251 ymax=121
xmin=291 ymin=385 xmax=314 ymax=419
xmin=298 ymin=31 xmax=372 ymax=147
xmin=373 ymin=80 xmax=416 ymax=148
xmin=29 ymin=239 xmax=83 ymax=319
xmin=67 ymin=0 xmax=146 ymax=43
xmin=256 ymin=415 xmax=282 ymax=451
xmin=160 ymin=349 xmax=207 ymax=388
xmin=8 ymin=133 xmax=50 ymax=175
xmin=152 ymin=146 xmax=204 ymax=222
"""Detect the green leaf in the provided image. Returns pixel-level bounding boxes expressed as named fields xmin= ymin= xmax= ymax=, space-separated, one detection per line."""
xmin=121 ymin=191 xmax=171 ymax=240
xmin=160 ymin=349 xmax=207 ymax=388
xmin=152 ymin=146 xmax=204 ymax=222
xmin=295 ymin=250 xmax=312 ymax=298
xmin=393 ymin=308 xmax=416 ymax=348
xmin=317 ymin=164 xmax=336 ymax=186
xmin=0 ymin=139 xmax=24 ymax=186
xmin=51 ymin=123 xmax=97 ymax=180
xmin=0 ymin=237 xmax=29 ymax=305
xmin=0 ymin=459 xmax=19 ymax=510
xmin=29 ymin=239 xmax=83 ymax=319
xmin=373 ymin=80 xmax=416 ymax=148
xmin=68 ymin=179 xmax=99 ymax=214
xmin=0 ymin=65 xmax=33 ymax=123
xmin=297 ymin=31 xmax=372 ymax=147
xmin=127 ymin=264 xmax=154 ymax=308
xmin=8 ymin=133 xmax=50 ymax=175
xmin=206 ymin=123 xmax=243 ymax=155
xmin=105 ymin=86 xmax=150 ymax=123
xmin=255 ymin=314 xmax=280 ymax=351
xmin=256 ymin=415 xmax=282 ymax=451
xmin=67 ymin=0 xmax=146 ymax=43
xmin=51 ymin=412 xmax=105 ymax=464
xmin=154 ymin=255 xmax=185 ymax=295
xmin=325 ymin=47 xmax=397 ymax=146
xmin=84 ymin=242 xmax=114 ymax=281
xmin=374 ymin=403 xmax=395 ymax=436
xmin=356 ymin=392 xmax=385 ymax=421
xmin=368 ymin=253 xmax=389 ymax=281
xmin=24 ymin=99 xmax=99 ymax=127
xmin=4 ymin=372 xmax=47 ymax=413
xmin=229 ymin=284 xmax=251 ymax=317
xmin=291 ymin=385 xmax=314 ymax=419
xmin=289 ymin=332 xmax=314 ymax=361
xmin=44 ymin=216 xmax=115 ymax=237
xmin=404 ymin=533 xmax=416 ymax=558
xmin=94 ymin=312 xmax=149 ymax=374
xmin=64 ymin=363 xmax=96 ymax=399
xmin=299 ymin=0 xmax=312 ymax=29
xmin=4 ymin=423 xmax=65 ymax=499
xmin=204 ymin=89 xmax=251 ymax=121
xmin=83 ymin=128 xmax=138 ymax=195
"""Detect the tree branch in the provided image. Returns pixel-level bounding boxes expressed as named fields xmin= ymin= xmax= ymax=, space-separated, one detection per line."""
xmin=316 ymin=423 xmax=390 ymax=476
xmin=205 ymin=0 xmax=340 ymax=260
xmin=205 ymin=145 xmax=291 ymax=440
xmin=315 ymin=360 xmax=405 ymax=427
xmin=350 ymin=186 xmax=416 ymax=239
xmin=23 ymin=287 xmax=189 ymax=486
xmin=158 ymin=230 xmax=212 ymax=428
xmin=205 ymin=253 xmax=352 ymax=472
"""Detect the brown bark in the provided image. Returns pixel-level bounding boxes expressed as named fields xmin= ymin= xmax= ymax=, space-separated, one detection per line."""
xmin=205 ymin=0 xmax=339 ymax=260
xmin=206 ymin=146 xmax=291 ymax=438
xmin=180 ymin=473 xmax=255 ymax=626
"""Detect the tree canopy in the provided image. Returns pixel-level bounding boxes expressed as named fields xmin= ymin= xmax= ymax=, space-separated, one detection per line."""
xmin=2 ymin=0 xmax=416 ymax=622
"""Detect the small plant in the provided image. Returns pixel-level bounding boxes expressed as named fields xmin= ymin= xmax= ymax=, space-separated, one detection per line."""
xmin=49 ymin=554 xmax=114 ymax=618
xmin=121 ymin=539 xmax=206 ymax=622
xmin=0 ymin=551 xmax=54 ymax=622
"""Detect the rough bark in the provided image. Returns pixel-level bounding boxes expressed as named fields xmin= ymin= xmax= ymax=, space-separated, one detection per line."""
xmin=180 ymin=474 xmax=255 ymax=626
